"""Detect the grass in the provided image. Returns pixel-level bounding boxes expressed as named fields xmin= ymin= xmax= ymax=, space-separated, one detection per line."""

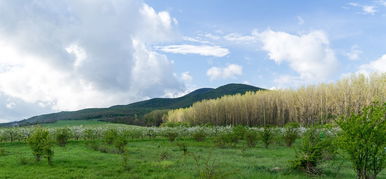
xmin=0 ymin=138 xmax=380 ymax=179
xmin=40 ymin=120 xmax=134 ymax=128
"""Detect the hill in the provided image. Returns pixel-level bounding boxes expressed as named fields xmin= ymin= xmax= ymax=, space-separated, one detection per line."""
xmin=1 ymin=84 xmax=264 ymax=126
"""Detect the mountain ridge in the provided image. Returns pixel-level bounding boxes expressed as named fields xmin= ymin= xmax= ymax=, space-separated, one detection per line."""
xmin=1 ymin=83 xmax=264 ymax=126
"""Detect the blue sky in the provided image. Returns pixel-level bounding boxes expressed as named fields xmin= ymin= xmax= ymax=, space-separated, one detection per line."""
xmin=0 ymin=0 xmax=385 ymax=122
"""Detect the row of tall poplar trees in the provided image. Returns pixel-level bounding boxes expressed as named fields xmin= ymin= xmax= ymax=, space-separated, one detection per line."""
xmin=166 ymin=73 xmax=386 ymax=126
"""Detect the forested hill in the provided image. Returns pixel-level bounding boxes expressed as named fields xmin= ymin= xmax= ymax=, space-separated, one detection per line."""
xmin=1 ymin=84 xmax=264 ymax=126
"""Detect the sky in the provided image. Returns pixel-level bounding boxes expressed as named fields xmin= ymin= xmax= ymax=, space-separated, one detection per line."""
xmin=0 ymin=0 xmax=385 ymax=123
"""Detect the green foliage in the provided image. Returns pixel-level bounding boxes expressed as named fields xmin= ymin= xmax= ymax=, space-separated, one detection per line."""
xmin=176 ymin=142 xmax=188 ymax=155
xmin=337 ymin=102 xmax=386 ymax=179
xmin=84 ymin=129 xmax=98 ymax=141
xmin=103 ymin=128 xmax=118 ymax=145
xmin=283 ymin=122 xmax=300 ymax=147
xmin=55 ymin=128 xmax=71 ymax=147
xmin=27 ymin=127 xmax=54 ymax=165
xmin=259 ymin=127 xmax=274 ymax=148
xmin=191 ymin=152 xmax=231 ymax=179
xmin=19 ymin=157 xmax=29 ymax=165
xmin=164 ymin=130 xmax=179 ymax=142
xmin=192 ymin=129 xmax=207 ymax=142
xmin=214 ymin=132 xmax=239 ymax=147
xmin=290 ymin=127 xmax=336 ymax=175
xmin=244 ymin=129 xmax=258 ymax=147
xmin=161 ymin=121 xmax=190 ymax=127
xmin=232 ymin=125 xmax=248 ymax=140
xmin=143 ymin=110 xmax=169 ymax=127
xmin=114 ymin=133 xmax=128 ymax=153
xmin=0 ymin=147 xmax=6 ymax=156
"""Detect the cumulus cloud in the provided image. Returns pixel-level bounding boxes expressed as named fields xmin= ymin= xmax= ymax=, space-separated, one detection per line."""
xmin=257 ymin=30 xmax=338 ymax=83
xmin=357 ymin=54 xmax=386 ymax=75
xmin=181 ymin=72 xmax=193 ymax=82
xmin=345 ymin=45 xmax=362 ymax=60
xmin=348 ymin=2 xmax=377 ymax=15
xmin=207 ymin=64 xmax=243 ymax=81
xmin=0 ymin=0 xmax=184 ymax=121
xmin=157 ymin=44 xmax=229 ymax=57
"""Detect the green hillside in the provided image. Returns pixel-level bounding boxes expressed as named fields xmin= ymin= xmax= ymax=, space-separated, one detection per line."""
xmin=1 ymin=84 xmax=264 ymax=126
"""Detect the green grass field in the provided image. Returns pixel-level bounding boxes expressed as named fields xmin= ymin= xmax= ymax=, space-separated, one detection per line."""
xmin=40 ymin=120 xmax=119 ymax=128
xmin=1 ymin=138 xmax=379 ymax=179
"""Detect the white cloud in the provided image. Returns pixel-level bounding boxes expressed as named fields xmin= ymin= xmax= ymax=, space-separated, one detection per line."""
xmin=181 ymin=72 xmax=193 ymax=82
xmin=0 ymin=0 xmax=184 ymax=121
xmin=257 ymin=30 xmax=338 ymax=82
xmin=207 ymin=64 xmax=243 ymax=80
xmin=358 ymin=54 xmax=386 ymax=75
xmin=377 ymin=0 xmax=386 ymax=6
xmin=345 ymin=45 xmax=362 ymax=60
xmin=5 ymin=102 xmax=15 ymax=109
xmin=157 ymin=44 xmax=229 ymax=57
xmin=224 ymin=33 xmax=258 ymax=43
xmin=348 ymin=2 xmax=377 ymax=15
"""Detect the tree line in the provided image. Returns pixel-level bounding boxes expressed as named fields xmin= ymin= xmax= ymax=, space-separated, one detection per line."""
xmin=166 ymin=73 xmax=386 ymax=126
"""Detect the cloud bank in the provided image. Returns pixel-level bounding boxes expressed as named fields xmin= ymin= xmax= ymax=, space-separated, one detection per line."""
xmin=207 ymin=64 xmax=243 ymax=81
xmin=0 ymin=0 xmax=184 ymax=121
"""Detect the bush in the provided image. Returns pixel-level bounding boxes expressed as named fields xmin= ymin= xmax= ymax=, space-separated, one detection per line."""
xmin=55 ymin=128 xmax=71 ymax=147
xmin=176 ymin=142 xmax=188 ymax=155
xmin=164 ymin=130 xmax=179 ymax=142
xmin=244 ymin=130 xmax=258 ymax=147
xmin=259 ymin=127 xmax=274 ymax=148
xmin=103 ymin=129 xmax=118 ymax=145
xmin=0 ymin=148 xmax=6 ymax=156
xmin=214 ymin=132 xmax=239 ymax=147
xmin=114 ymin=133 xmax=128 ymax=153
xmin=283 ymin=122 xmax=300 ymax=147
xmin=27 ymin=128 xmax=54 ymax=165
xmin=290 ymin=127 xmax=335 ymax=175
xmin=337 ymin=102 xmax=385 ymax=179
xmin=84 ymin=129 xmax=98 ymax=141
xmin=19 ymin=157 xmax=29 ymax=165
xmin=232 ymin=125 xmax=248 ymax=140
xmin=192 ymin=129 xmax=207 ymax=142
xmin=161 ymin=121 xmax=190 ymax=128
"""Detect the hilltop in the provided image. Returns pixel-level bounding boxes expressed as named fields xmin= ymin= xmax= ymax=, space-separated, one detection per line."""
xmin=1 ymin=84 xmax=264 ymax=126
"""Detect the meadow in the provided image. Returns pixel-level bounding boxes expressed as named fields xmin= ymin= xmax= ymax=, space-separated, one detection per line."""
xmin=0 ymin=122 xmax=385 ymax=179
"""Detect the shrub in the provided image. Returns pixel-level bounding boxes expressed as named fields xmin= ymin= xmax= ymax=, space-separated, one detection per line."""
xmin=0 ymin=148 xmax=6 ymax=156
xmin=283 ymin=122 xmax=300 ymax=147
xmin=160 ymin=150 xmax=170 ymax=161
xmin=337 ymin=102 xmax=385 ymax=179
xmin=176 ymin=142 xmax=188 ymax=155
xmin=232 ymin=125 xmax=248 ymax=140
xmin=290 ymin=127 xmax=335 ymax=175
xmin=121 ymin=150 xmax=131 ymax=171
xmin=103 ymin=129 xmax=118 ymax=145
xmin=191 ymin=152 xmax=231 ymax=179
xmin=192 ymin=129 xmax=207 ymax=142
xmin=214 ymin=132 xmax=238 ymax=147
xmin=244 ymin=129 xmax=258 ymax=147
xmin=55 ymin=128 xmax=71 ymax=147
xmin=164 ymin=130 xmax=179 ymax=142
xmin=259 ymin=126 xmax=274 ymax=148
xmin=114 ymin=133 xmax=128 ymax=153
xmin=27 ymin=128 xmax=54 ymax=165
xmin=84 ymin=129 xmax=98 ymax=141
xmin=161 ymin=121 xmax=190 ymax=128
xmin=19 ymin=157 xmax=29 ymax=165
